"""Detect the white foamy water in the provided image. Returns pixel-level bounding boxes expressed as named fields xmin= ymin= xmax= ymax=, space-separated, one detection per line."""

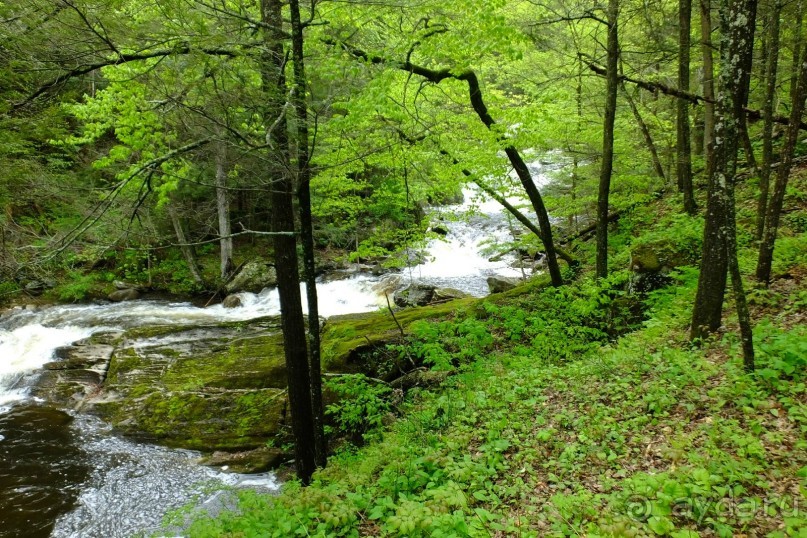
xmin=51 ymin=414 xmax=279 ymax=538
xmin=0 ymin=325 xmax=96 ymax=409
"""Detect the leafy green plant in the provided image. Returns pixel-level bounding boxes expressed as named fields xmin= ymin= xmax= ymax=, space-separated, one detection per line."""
xmin=325 ymin=374 xmax=393 ymax=441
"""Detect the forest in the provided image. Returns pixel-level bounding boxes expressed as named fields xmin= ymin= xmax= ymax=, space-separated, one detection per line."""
xmin=1 ymin=0 xmax=806 ymax=535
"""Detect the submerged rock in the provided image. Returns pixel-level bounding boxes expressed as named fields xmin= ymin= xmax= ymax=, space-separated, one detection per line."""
xmin=221 ymin=295 xmax=243 ymax=308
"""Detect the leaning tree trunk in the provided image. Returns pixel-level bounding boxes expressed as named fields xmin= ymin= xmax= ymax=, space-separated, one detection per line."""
xmin=701 ymin=0 xmax=717 ymax=172
xmin=597 ymin=0 xmax=620 ymax=279
xmin=757 ymin=47 xmax=807 ymax=285
xmin=289 ymin=0 xmax=326 ymax=470
xmin=330 ymin=40 xmax=564 ymax=286
xmin=678 ymin=0 xmax=697 ymax=214
xmin=621 ymin=81 xmax=666 ymax=181
xmin=261 ymin=0 xmax=317 ymax=485
xmin=757 ymin=0 xmax=782 ymax=240
xmin=691 ymin=0 xmax=758 ymax=341
xmin=167 ymin=201 xmax=205 ymax=287
xmin=215 ymin=141 xmax=234 ymax=279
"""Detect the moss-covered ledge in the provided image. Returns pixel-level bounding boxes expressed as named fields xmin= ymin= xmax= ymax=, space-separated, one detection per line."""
xmin=71 ymin=275 xmax=550 ymax=472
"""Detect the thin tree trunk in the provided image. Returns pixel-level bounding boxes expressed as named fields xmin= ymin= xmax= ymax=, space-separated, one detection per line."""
xmin=691 ymin=0 xmax=758 ymax=340
xmin=215 ymin=141 xmax=234 ymax=279
xmin=791 ymin=0 xmax=804 ymax=96
xmin=597 ymin=0 xmax=620 ymax=279
xmin=621 ymin=82 xmax=667 ymax=181
xmin=679 ymin=0 xmax=697 ymax=213
xmin=737 ymin=0 xmax=760 ymax=174
xmin=168 ymin=202 xmax=205 ymax=286
xmin=701 ymin=0 xmax=716 ymax=171
xmin=289 ymin=0 xmax=326 ymax=470
xmin=758 ymin=0 xmax=782 ymax=240
xmin=727 ymin=183 xmax=755 ymax=371
xmin=261 ymin=0 xmax=316 ymax=485
xmin=757 ymin=48 xmax=807 ymax=284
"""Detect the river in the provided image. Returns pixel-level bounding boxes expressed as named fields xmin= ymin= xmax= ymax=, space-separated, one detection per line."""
xmin=0 ymin=169 xmax=553 ymax=537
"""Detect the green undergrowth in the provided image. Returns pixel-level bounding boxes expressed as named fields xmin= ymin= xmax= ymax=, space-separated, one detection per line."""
xmin=175 ymin=255 xmax=807 ymax=536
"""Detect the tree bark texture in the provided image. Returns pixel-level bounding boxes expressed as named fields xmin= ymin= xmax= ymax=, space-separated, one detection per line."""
xmin=678 ymin=0 xmax=697 ymax=214
xmin=758 ymin=0 xmax=782 ymax=240
xmin=691 ymin=0 xmax=758 ymax=340
xmin=620 ymin=82 xmax=667 ymax=181
xmin=597 ymin=0 xmax=619 ymax=279
xmin=168 ymin=202 xmax=205 ymax=286
xmin=261 ymin=0 xmax=316 ymax=485
xmin=756 ymin=47 xmax=807 ymax=284
xmin=701 ymin=0 xmax=717 ymax=171
xmin=289 ymin=0 xmax=326 ymax=470
xmin=215 ymin=141 xmax=234 ymax=279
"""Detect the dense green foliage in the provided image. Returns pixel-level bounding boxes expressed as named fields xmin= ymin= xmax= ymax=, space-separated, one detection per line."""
xmin=170 ymin=179 xmax=806 ymax=536
xmin=1 ymin=0 xmax=806 ymax=534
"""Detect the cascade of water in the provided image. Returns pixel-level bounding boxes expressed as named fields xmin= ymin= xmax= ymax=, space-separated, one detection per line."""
xmin=0 ymin=158 xmax=559 ymax=537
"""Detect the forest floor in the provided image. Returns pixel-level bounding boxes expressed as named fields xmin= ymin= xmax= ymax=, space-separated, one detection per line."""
xmin=174 ymin=171 xmax=807 ymax=538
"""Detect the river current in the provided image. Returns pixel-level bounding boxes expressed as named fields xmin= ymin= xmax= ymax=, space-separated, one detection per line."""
xmin=0 ymin=171 xmax=551 ymax=537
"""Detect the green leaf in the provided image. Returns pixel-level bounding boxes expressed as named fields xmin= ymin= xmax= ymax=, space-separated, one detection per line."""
xmin=647 ymin=516 xmax=675 ymax=535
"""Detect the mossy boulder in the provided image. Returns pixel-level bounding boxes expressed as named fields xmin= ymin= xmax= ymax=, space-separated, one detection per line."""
xmin=226 ymin=261 xmax=277 ymax=293
xmin=86 ymin=317 xmax=289 ymax=454
xmin=629 ymin=242 xmax=695 ymax=273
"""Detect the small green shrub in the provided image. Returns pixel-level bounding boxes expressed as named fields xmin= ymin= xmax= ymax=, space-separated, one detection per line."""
xmin=325 ymin=374 xmax=393 ymax=441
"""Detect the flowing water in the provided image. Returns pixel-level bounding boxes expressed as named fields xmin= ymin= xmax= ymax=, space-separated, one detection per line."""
xmin=0 ymin=163 xmax=554 ymax=537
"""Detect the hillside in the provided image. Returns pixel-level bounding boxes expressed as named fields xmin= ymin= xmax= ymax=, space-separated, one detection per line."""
xmin=174 ymin=170 xmax=807 ymax=537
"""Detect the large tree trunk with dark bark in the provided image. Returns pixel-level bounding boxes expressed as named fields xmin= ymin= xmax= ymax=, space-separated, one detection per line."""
xmin=289 ymin=0 xmax=326 ymax=471
xmin=261 ymin=0 xmax=316 ymax=485
xmin=691 ymin=0 xmax=758 ymax=342
xmin=597 ymin=0 xmax=619 ymax=279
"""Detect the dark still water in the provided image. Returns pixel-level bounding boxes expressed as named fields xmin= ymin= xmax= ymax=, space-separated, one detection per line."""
xmin=0 ymin=404 xmax=89 ymax=538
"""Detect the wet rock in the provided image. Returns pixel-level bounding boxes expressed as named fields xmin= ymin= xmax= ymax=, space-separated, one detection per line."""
xmin=108 ymin=288 xmax=140 ymax=302
xmin=23 ymin=280 xmax=49 ymax=296
xmin=200 ymin=446 xmax=286 ymax=473
xmin=429 ymin=225 xmax=450 ymax=236
xmin=33 ymin=331 xmax=123 ymax=407
xmin=394 ymin=284 xmax=436 ymax=307
xmin=88 ymin=318 xmax=291 ymax=452
xmin=226 ymin=261 xmax=277 ymax=294
xmin=113 ymin=280 xmax=144 ymax=291
xmin=222 ymin=295 xmax=243 ymax=309
xmin=432 ymin=288 xmax=469 ymax=302
xmin=372 ymin=274 xmax=403 ymax=296
xmin=486 ymin=275 xmax=522 ymax=294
